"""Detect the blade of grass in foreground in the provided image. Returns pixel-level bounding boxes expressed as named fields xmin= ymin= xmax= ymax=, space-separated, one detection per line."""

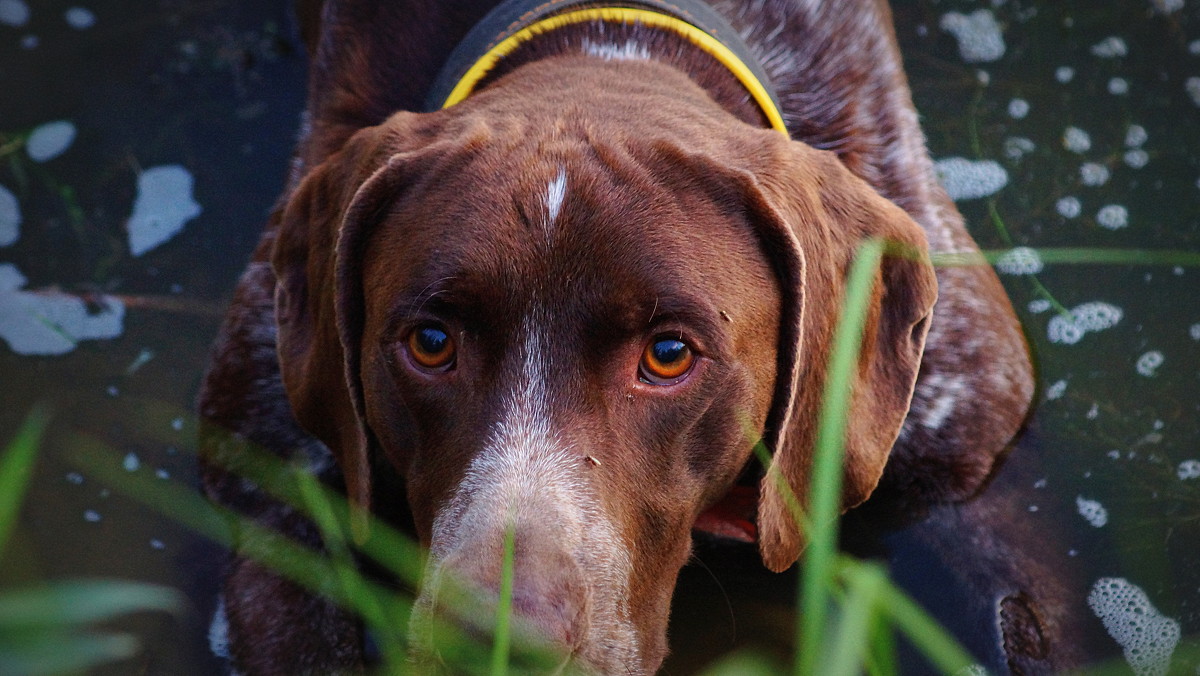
xmin=490 ymin=511 xmax=516 ymax=676
xmin=0 ymin=406 xmax=50 ymax=553
xmin=795 ymin=238 xmax=884 ymax=676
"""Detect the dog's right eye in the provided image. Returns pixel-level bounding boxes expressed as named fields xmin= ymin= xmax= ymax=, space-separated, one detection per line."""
xmin=406 ymin=325 xmax=456 ymax=371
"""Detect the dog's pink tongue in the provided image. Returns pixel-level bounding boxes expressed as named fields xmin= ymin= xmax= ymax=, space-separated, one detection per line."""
xmin=693 ymin=485 xmax=758 ymax=542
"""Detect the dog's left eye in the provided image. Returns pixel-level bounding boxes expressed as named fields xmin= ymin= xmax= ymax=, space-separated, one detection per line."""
xmin=406 ymin=325 xmax=456 ymax=371
xmin=639 ymin=337 xmax=695 ymax=385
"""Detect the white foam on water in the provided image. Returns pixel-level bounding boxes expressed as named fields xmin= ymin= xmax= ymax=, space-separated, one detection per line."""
xmin=1108 ymin=77 xmax=1129 ymax=95
xmin=1087 ymin=578 xmax=1180 ymax=676
xmin=0 ymin=263 xmax=126 ymax=355
xmin=0 ymin=183 xmax=19 ymax=247
xmin=1076 ymin=496 xmax=1108 ymax=527
xmin=1136 ymin=350 xmax=1163 ymax=376
xmin=127 ymin=165 xmax=202 ymax=256
xmin=1046 ymin=379 xmax=1067 ymax=400
xmin=1008 ymin=98 xmax=1030 ymax=119
xmin=64 ymin=6 xmax=95 ymax=29
xmin=0 ymin=0 xmax=29 ymax=26
xmin=1028 ymin=299 xmax=1052 ymax=313
xmin=1189 ymin=322 xmax=1200 ymax=340
xmin=83 ymin=509 xmax=101 ymax=522
xmin=1152 ymin=0 xmax=1184 ymax=13
xmin=1186 ymin=77 xmax=1200 ymax=107
xmin=1124 ymin=150 xmax=1149 ymax=168
xmin=939 ymin=10 xmax=1006 ymax=63
xmin=1096 ymin=204 xmax=1128 ymax=229
xmin=1126 ymin=125 xmax=1148 ymax=147
xmin=26 ymin=120 xmax=76 ymax=162
xmin=1178 ymin=460 xmax=1200 ymax=480
xmin=1189 ymin=39 xmax=1200 ymax=55
xmin=1056 ymin=66 xmax=1075 ymax=83
xmin=1081 ymin=163 xmax=1110 ymax=186
xmin=1057 ymin=196 xmax=1082 ymax=218
xmin=1004 ymin=136 xmax=1035 ymax=160
xmin=995 ymin=246 xmax=1044 ymax=275
xmin=1063 ymin=126 xmax=1092 ymax=153
xmin=933 ymin=157 xmax=1009 ymax=200
xmin=1091 ymin=36 xmax=1129 ymax=58
xmin=1047 ymin=301 xmax=1123 ymax=345
xmin=123 ymin=452 xmax=140 ymax=472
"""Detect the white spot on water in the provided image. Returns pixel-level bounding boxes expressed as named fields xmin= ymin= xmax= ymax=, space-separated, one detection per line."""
xmin=19 ymin=33 xmax=36 ymax=49
xmin=995 ymin=246 xmax=1043 ymax=275
xmin=1186 ymin=77 xmax=1200 ymax=107
xmin=1125 ymin=125 xmax=1148 ymax=147
xmin=1087 ymin=403 xmax=1100 ymax=419
xmin=0 ymin=184 xmax=19 ymax=247
xmin=171 ymin=417 xmax=184 ymax=431
xmin=1151 ymin=0 xmax=1184 ymax=13
xmin=83 ymin=509 xmax=101 ymax=522
xmin=1097 ymin=204 xmax=1129 ymax=229
xmin=65 ymin=472 xmax=83 ymax=485
xmin=1046 ymin=379 xmax=1067 ymax=400
xmin=155 ymin=468 xmax=170 ymax=480
xmin=1091 ymin=36 xmax=1128 ymax=58
xmin=26 ymin=121 xmax=76 ymax=162
xmin=940 ymin=10 xmax=1006 ymax=63
xmin=0 ymin=263 xmax=126 ymax=355
xmin=1076 ymin=496 xmax=1108 ymax=527
xmin=1108 ymin=449 xmax=1122 ymax=460
xmin=1178 ymin=460 xmax=1200 ymax=480
xmin=1063 ymin=126 xmax=1091 ymax=153
xmin=1136 ymin=350 xmax=1163 ymax=376
xmin=1189 ymin=322 xmax=1200 ymax=340
xmin=64 ymin=6 xmax=95 ymax=29
xmin=150 ymin=538 xmax=165 ymax=550
xmin=1081 ymin=163 xmax=1110 ymax=186
xmin=1028 ymin=298 xmax=1052 ymax=313
xmin=1007 ymin=98 xmax=1029 ymax=119
xmin=128 ymin=165 xmax=202 ymax=256
xmin=1189 ymin=39 xmax=1200 ymax=55
xmin=1056 ymin=66 xmax=1075 ymax=83
xmin=976 ymin=70 xmax=990 ymax=86
xmin=123 ymin=452 xmax=140 ymax=472
xmin=1088 ymin=578 xmax=1180 ymax=676
xmin=1108 ymin=77 xmax=1129 ymax=95
xmin=1028 ymin=504 xmax=1039 ymax=512
xmin=934 ymin=157 xmax=1008 ymax=200
xmin=1056 ymin=196 xmax=1082 ymax=218
xmin=1124 ymin=150 xmax=1149 ymax=168
xmin=0 ymin=0 xmax=29 ymax=26
xmin=1004 ymin=136 xmax=1035 ymax=160
xmin=1047 ymin=301 xmax=1122 ymax=345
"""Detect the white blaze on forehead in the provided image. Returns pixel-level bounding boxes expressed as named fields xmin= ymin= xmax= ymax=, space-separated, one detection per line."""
xmin=545 ymin=167 xmax=567 ymax=227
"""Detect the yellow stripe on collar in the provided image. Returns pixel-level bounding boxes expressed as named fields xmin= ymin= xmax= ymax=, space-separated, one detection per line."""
xmin=438 ymin=6 xmax=789 ymax=137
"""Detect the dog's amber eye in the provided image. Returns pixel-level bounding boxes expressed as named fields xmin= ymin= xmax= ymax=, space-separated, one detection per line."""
xmin=640 ymin=337 xmax=695 ymax=384
xmin=407 ymin=326 xmax=456 ymax=370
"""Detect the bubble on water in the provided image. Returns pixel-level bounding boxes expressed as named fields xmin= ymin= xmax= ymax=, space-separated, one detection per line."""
xmin=1076 ymin=496 xmax=1108 ymax=527
xmin=0 ymin=184 xmax=19 ymax=247
xmin=155 ymin=468 xmax=170 ymax=480
xmin=1091 ymin=36 xmax=1128 ymax=58
xmin=1087 ymin=403 xmax=1100 ymax=419
xmin=123 ymin=452 xmax=140 ymax=472
xmin=940 ymin=10 xmax=1006 ymax=63
xmin=0 ymin=0 xmax=30 ymax=26
xmin=1008 ymin=98 xmax=1030 ymax=119
xmin=26 ymin=121 xmax=76 ymax=163
xmin=1108 ymin=449 xmax=1122 ymax=460
xmin=1004 ymin=136 xmax=1036 ymax=160
xmin=1097 ymin=204 xmax=1129 ymax=229
xmin=19 ymin=33 xmax=36 ymax=49
xmin=150 ymin=539 xmax=166 ymax=550
xmin=1056 ymin=196 xmax=1082 ymax=218
xmin=1108 ymin=77 xmax=1129 ymax=95
xmin=995 ymin=246 xmax=1044 ymax=275
xmin=1136 ymin=350 xmax=1163 ymax=376
xmin=1056 ymin=66 xmax=1075 ymax=83
xmin=1186 ymin=78 xmax=1200 ymax=108
xmin=1046 ymin=379 xmax=1067 ymax=399
xmin=1081 ymin=163 xmax=1110 ymax=186
xmin=976 ymin=70 xmax=990 ymax=86
xmin=128 ymin=165 xmax=203 ymax=257
xmin=172 ymin=417 xmax=184 ymax=431
xmin=1028 ymin=299 xmax=1052 ymax=313
xmin=1034 ymin=478 xmax=1048 ymax=489
xmin=934 ymin=157 xmax=1009 ymax=200
xmin=1028 ymin=504 xmax=1039 ymax=512
xmin=1062 ymin=127 xmax=1091 ymax=153
xmin=1125 ymin=125 xmax=1148 ymax=147
xmin=1124 ymin=150 xmax=1149 ymax=168
xmin=1190 ymin=39 xmax=1200 ymax=55
xmin=1048 ymin=301 xmax=1122 ymax=344
xmin=84 ymin=509 xmax=101 ymax=522
xmin=1152 ymin=0 xmax=1184 ymax=12
xmin=65 ymin=472 xmax=84 ymax=485
xmin=64 ymin=6 xmax=95 ymax=29
xmin=1178 ymin=460 xmax=1200 ymax=480
xmin=0 ymin=263 xmax=126 ymax=355
xmin=1087 ymin=578 xmax=1180 ymax=676
xmin=955 ymin=665 xmax=988 ymax=676
xmin=1189 ymin=323 xmax=1200 ymax=340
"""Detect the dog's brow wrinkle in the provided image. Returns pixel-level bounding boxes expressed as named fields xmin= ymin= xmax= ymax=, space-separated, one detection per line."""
xmin=545 ymin=167 xmax=568 ymax=229
xmin=408 ymin=275 xmax=458 ymax=318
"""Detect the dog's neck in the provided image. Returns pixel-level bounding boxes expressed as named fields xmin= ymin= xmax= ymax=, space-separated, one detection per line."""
xmin=427 ymin=2 xmax=786 ymax=136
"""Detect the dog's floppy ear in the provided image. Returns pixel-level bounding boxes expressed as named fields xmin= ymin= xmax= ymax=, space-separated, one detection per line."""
xmin=271 ymin=112 xmax=442 ymax=520
xmin=732 ymin=136 xmax=938 ymax=572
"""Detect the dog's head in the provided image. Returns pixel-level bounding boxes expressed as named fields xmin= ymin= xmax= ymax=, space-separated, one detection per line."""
xmin=272 ymin=62 xmax=935 ymax=673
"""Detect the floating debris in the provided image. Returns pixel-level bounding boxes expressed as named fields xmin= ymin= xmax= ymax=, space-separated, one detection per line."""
xmin=64 ymin=6 xmax=95 ymax=29
xmin=1178 ymin=460 xmax=1200 ymax=480
xmin=0 ymin=263 xmax=126 ymax=355
xmin=939 ymin=10 xmax=1006 ymax=63
xmin=1063 ymin=126 xmax=1092 ymax=153
xmin=1007 ymin=98 xmax=1030 ymax=119
xmin=1076 ymin=496 xmax=1108 ymax=527
xmin=933 ymin=157 xmax=1008 ymax=200
xmin=1135 ymin=350 xmax=1163 ymax=376
xmin=1080 ymin=163 xmax=1110 ymax=186
xmin=1096 ymin=204 xmax=1129 ymax=229
xmin=1087 ymin=578 xmax=1180 ymax=676
xmin=1056 ymin=196 xmax=1082 ymax=218
xmin=995 ymin=246 xmax=1044 ymax=275
xmin=1090 ymin=36 xmax=1128 ymax=58
xmin=0 ymin=0 xmax=29 ymax=26
xmin=1047 ymin=301 xmax=1122 ymax=345
xmin=128 ymin=165 xmax=203 ymax=256
xmin=0 ymin=184 xmax=18 ymax=247
xmin=26 ymin=121 xmax=76 ymax=163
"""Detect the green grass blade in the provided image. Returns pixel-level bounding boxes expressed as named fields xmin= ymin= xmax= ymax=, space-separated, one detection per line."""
xmin=931 ymin=247 xmax=1200 ymax=268
xmin=796 ymin=238 xmax=885 ymax=676
xmin=876 ymin=580 xmax=975 ymax=674
xmin=823 ymin=561 xmax=888 ymax=676
xmin=0 ymin=632 xmax=140 ymax=675
xmin=0 ymin=406 xmax=51 ymax=554
xmin=490 ymin=510 xmax=516 ymax=676
xmin=0 ymin=580 xmax=181 ymax=628
xmin=698 ymin=650 xmax=784 ymax=676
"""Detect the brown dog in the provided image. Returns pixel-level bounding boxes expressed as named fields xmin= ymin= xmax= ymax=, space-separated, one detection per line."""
xmin=199 ymin=0 xmax=1034 ymax=673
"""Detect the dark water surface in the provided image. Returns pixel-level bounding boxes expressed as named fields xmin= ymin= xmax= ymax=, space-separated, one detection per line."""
xmin=1 ymin=1 xmax=1197 ymax=674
